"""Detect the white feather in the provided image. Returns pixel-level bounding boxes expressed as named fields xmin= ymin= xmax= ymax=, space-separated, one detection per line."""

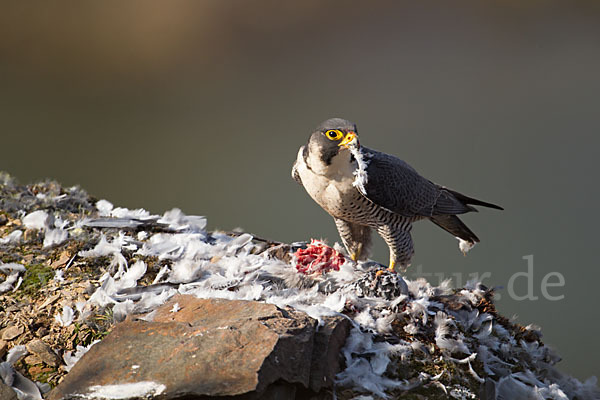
xmin=0 ymin=262 xmax=26 ymax=273
xmin=23 ymin=210 xmax=51 ymax=230
xmin=457 ymin=237 xmax=475 ymax=253
xmin=0 ymin=230 xmax=22 ymax=244
xmin=158 ymin=208 xmax=207 ymax=232
xmin=96 ymin=199 xmax=114 ymax=216
xmin=86 ymin=381 xmax=166 ymax=399
xmin=55 ymin=306 xmax=75 ymax=327
xmin=0 ymin=272 xmax=19 ymax=293
xmin=63 ymin=340 xmax=100 ymax=372
xmin=110 ymin=207 xmax=153 ymax=220
xmin=43 ymin=228 xmax=68 ymax=248
xmin=348 ymin=144 xmax=370 ymax=195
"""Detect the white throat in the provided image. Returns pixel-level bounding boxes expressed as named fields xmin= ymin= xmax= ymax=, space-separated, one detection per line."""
xmin=306 ymin=143 xmax=355 ymax=180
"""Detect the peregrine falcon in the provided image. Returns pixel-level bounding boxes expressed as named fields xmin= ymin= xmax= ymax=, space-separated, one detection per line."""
xmin=292 ymin=118 xmax=503 ymax=271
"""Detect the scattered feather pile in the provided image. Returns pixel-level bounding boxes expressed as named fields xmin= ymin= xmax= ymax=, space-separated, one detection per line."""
xmin=0 ymin=173 xmax=598 ymax=400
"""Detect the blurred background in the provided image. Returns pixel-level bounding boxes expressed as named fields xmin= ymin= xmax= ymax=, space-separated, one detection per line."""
xmin=1 ymin=1 xmax=599 ymax=380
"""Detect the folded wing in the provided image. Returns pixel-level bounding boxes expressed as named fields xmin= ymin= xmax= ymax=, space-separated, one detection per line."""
xmin=358 ymin=148 xmax=502 ymax=218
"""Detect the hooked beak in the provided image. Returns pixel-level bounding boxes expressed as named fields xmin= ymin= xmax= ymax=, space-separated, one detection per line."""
xmin=338 ymin=131 xmax=358 ymax=148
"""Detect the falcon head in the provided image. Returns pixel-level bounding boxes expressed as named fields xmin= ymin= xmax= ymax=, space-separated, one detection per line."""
xmin=307 ymin=118 xmax=360 ymax=165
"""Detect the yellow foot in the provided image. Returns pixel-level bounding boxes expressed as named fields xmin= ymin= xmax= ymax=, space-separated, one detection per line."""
xmin=376 ymin=260 xmax=396 ymax=277
xmin=388 ymin=260 xmax=396 ymax=272
xmin=350 ymin=243 xmax=363 ymax=262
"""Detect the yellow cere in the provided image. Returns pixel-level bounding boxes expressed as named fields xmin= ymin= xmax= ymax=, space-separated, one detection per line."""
xmin=325 ymin=129 xmax=344 ymax=140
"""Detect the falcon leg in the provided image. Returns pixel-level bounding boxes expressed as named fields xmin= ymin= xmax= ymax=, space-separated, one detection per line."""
xmin=352 ymin=243 xmax=363 ymax=261
xmin=377 ymin=224 xmax=414 ymax=272
xmin=334 ymin=218 xmax=372 ymax=262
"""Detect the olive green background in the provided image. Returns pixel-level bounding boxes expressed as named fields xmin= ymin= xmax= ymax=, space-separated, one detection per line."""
xmin=2 ymin=2 xmax=599 ymax=380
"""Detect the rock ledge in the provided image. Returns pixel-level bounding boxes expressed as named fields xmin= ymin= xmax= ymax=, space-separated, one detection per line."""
xmin=48 ymin=295 xmax=350 ymax=400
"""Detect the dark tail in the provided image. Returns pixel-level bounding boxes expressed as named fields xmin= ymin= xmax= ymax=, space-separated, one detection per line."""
xmin=447 ymin=189 xmax=504 ymax=211
xmin=430 ymin=214 xmax=480 ymax=243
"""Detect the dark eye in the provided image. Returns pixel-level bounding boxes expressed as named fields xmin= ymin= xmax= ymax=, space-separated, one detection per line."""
xmin=325 ymin=130 xmax=343 ymax=140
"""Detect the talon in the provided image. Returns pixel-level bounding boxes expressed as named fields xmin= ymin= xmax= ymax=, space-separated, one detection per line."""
xmin=375 ymin=270 xmax=385 ymax=277
xmin=388 ymin=260 xmax=396 ymax=272
xmin=350 ymin=243 xmax=363 ymax=262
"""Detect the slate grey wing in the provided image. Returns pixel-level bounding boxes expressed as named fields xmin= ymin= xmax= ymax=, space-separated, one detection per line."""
xmin=359 ymin=148 xmax=499 ymax=218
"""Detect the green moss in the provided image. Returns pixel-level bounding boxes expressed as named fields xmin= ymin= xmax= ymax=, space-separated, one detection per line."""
xmin=82 ymin=307 xmax=115 ymax=341
xmin=19 ymin=263 xmax=54 ymax=297
xmin=71 ymin=322 xmax=110 ymax=347
xmin=31 ymin=367 xmax=57 ymax=385
xmin=0 ymin=253 xmax=19 ymax=264
xmin=89 ymin=326 xmax=111 ymax=342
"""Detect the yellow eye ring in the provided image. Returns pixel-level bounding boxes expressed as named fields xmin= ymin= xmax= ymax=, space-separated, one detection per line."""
xmin=325 ymin=129 xmax=343 ymax=141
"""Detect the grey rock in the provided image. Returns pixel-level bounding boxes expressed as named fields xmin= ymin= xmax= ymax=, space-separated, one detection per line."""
xmin=0 ymin=380 xmax=18 ymax=400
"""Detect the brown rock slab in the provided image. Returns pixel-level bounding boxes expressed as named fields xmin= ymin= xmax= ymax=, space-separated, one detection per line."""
xmin=1 ymin=325 xmax=24 ymax=341
xmin=37 ymin=293 xmax=61 ymax=310
xmin=309 ymin=315 xmax=351 ymax=392
xmin=26 ymin=339 xmax=61 ymax=367
xmin=0 ymin=339 xmax=8 ymax=359
xmin=24 ymin=354 xmax=43 ymax=365
xmin=50 ymin=251 xmax=71 ymax=269
xmin=49 ymin=295 xmax=349 ymax=400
